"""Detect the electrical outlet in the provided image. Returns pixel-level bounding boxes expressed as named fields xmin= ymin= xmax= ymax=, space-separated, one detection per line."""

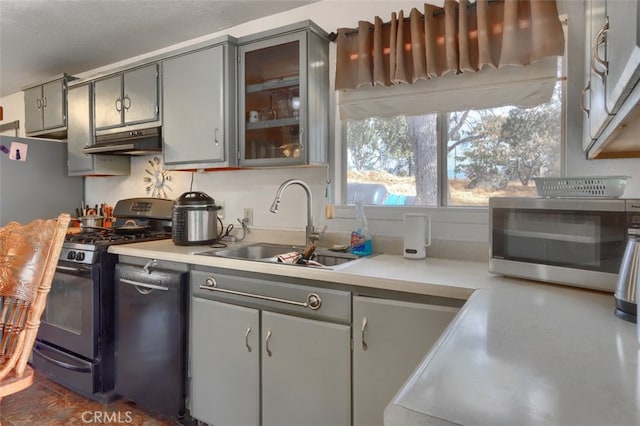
xmin=218 ymin=200 xmax=225 ymax=220
xmin=243 ymin=208 xmax=253 ymax=226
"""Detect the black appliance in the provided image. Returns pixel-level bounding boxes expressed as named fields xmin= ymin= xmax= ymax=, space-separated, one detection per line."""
xmin=33 ymin=197 xmax=173 ymax=403
xmin=114 ymin=261 xmax=189 ymax=422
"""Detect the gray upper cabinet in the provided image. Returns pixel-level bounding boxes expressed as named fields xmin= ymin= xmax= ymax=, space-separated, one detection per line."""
xmin=67 ymin=83 xmax=130 ymax=176
xmin=162 ymin=37 xmax=237 ymax=169
xmin=583 ymin=0 xmax=640 ymax=158
xmin=94 ymin=64 xmax=159 ymax=132
xmin=582 ymin=0 xmax=612 ymax=152
xmin=238 ymin=21 xmax=329 ymax=167
xmin=604 ymin=0 xmax=640 ymax=114
xmin=24 ymin=75 xmax=72 ymax=138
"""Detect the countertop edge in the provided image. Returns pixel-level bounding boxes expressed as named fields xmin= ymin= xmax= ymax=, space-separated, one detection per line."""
xmin=108 ymin=240 xmax=497 ymax=300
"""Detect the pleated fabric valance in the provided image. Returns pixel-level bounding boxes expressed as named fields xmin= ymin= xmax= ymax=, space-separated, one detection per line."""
xmin=334 ymin=0 xmax=565 ymax=120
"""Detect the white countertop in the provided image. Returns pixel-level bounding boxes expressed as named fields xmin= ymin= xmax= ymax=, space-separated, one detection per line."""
xmin=385 ymin=285 xmax=640 ymax=426
xmin=108 ymin=239 xmax=640 ymax=425
xmin=109 ymin=239 xmax=518 ymax=300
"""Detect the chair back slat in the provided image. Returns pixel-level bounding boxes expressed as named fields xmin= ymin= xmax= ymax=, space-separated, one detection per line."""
xmin=0 ymin=214 xmax=70 ymax=383
xmin=0 ymin=298 xmax=29 ymax=363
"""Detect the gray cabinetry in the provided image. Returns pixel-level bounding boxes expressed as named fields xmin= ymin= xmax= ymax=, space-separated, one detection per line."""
xmin=162 ymin=38 xmax=237 ymax=169
xmin=262 ymin=311 xmax=350 ymax=426
xmin=94 ymin=64 xmax=159 ymax=132
xmin=353 ymin=296 xmax=459 ymax=426
xmin=67 ymin=83 xmax=130 ymax=176
xmin=582 ymin=0 xmax=611 ymax=151
xmin=583 ymin=0 xmax=640 ymax=158
xmin=238 ymin=21 xmax=329 ymax=166
xmin=24 ymin=75 xmax=72 ymax=138
xmin=604 ymin=0 xmax=640 ymax=113
xmin=190 ymin=269 xmax=351 ymax=426
xmin=191 ymin=298 xmax=260 ymax=425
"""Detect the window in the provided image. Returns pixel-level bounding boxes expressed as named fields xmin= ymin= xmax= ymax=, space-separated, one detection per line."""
xmin=345 ymin=79 xmax=563 ymax=207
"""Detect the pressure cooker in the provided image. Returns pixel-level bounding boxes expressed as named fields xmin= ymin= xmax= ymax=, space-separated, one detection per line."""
xmin=172 ymin=191 xmax=221 ymax=245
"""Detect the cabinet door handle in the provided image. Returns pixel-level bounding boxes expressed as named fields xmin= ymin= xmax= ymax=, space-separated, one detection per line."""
xmin=115 ymin=98 xmax=122 ymax=112
xmin=299 ymin=127 xmax=305 ymax=152
xmin=245 ymin=327 xmax=252 ymax=352
xmin=579 ymin=81 xmax=591 ymax=118
xmin=36 ymin=98 xmax=42 ymax=110
xmin=214 ymin=128 xmax=219 ymax=145
xmin=42 ymin=96 xmax=47 ymax=108
xmin=361 ymin=317 xmax=368 ymax=351
xmin=123 ymin=95 xmax=131 ymax=110
xmin=591 ymin=17 xmax=609 ymax=81
xmin=201 ymin=277 xmax=322 ymax=311
xmin=265 ymin=329 xmax=273 ymax=357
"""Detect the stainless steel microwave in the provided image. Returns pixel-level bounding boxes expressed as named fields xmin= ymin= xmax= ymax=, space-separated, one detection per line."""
xmin=489 ymin=197 xmax=640 ymax=292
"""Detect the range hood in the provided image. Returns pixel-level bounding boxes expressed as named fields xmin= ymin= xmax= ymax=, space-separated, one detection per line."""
xmin=83 ymin=127 xmax=162 ymax=155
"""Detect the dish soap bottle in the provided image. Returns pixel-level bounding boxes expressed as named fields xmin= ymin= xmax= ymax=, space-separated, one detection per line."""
xmin=351 ymin=203 xmax=373 ymax=256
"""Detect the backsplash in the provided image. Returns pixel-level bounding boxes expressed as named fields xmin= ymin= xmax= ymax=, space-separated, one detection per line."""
xmin=84 ymin=155 xmax=330 ymax=233
xmin=83 ymin=156 xmax=489 ymax=260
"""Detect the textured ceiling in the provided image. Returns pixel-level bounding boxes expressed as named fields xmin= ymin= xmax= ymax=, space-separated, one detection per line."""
xmin=0 ymin=0 xmax=319 ymax=97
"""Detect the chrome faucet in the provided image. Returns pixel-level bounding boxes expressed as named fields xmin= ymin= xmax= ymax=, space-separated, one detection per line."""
xmin=270 ymin=179 xmax=319 ymax=245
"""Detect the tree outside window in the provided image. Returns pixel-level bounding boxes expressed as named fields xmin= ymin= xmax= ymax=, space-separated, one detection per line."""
xmin=346 ymin=81 xmax=562 ymax=207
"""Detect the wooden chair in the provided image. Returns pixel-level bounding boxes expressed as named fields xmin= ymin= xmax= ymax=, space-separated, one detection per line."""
xmin=0 ymin=213 xmax=70 ymax=400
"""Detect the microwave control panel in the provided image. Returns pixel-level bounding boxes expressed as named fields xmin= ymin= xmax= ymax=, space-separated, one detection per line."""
xmin=626 ymin=199 xmax=640 ymax=236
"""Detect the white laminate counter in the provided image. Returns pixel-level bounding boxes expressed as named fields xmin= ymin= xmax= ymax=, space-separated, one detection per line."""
xmin=385 ymin=285 xmax=640 ymax=426
xmin=108 ymin=239 xmax=519 ymax=300
xmin=108 ymin=239 xmax=640 ymax=425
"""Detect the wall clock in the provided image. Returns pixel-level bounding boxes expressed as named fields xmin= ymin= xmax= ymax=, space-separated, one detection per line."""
xmin=143 ymin=157 xmax=172 ymax=198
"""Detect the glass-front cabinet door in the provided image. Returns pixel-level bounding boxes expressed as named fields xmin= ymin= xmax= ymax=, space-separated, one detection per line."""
xmin=238 ymin=22 xmax=329 ymax=166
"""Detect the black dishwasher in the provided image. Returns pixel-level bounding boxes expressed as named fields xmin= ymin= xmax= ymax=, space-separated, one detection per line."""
xmin=114 ymin=261 xmax=189 ymax=423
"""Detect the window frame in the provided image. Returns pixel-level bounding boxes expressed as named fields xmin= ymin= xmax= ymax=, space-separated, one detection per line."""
xmin=328 ymin=15 xmax=568 ymax=245
xmin=336 ymin=70 xmax=567 ymax=214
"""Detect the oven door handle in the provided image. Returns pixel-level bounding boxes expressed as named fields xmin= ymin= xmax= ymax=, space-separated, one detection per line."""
xmin=56 ymin=265 xmax=92 ymax=275
xmin=120 ymin=278 xmax=169 ymax=294
xmin=33 ymin=345 xmax=92 ymax=373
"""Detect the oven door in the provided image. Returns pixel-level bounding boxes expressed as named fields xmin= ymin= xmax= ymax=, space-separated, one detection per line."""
xmin=37 ymin=262 xmax=97 ymax=360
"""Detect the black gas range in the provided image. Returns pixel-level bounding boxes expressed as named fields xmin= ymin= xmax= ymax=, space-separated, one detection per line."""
xmin=33 ymin=198 xmax=174 ymax=403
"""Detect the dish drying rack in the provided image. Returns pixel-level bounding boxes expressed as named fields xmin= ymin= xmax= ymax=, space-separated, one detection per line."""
xmin=532 ymin=176 xmax=629 ymax=198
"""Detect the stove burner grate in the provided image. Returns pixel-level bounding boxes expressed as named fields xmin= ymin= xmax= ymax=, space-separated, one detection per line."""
xmin=65 ymin=231 xmax=172 ymax=245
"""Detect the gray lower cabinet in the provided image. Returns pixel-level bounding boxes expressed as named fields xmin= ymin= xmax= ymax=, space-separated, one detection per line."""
xmin=191 ymin=295 xmax=350 ymax=426
xmin=352 ymin=296 xmax=460 ymax=426
xmin=261 ymin=311 xmax=350 ymax=426
xmin=162 ymin=37 xmax=237 ymax=169
xmin=66 ymin=83 xmax=130 ymax=176
xmin=191 ymin=298 xmax=260 ymax=425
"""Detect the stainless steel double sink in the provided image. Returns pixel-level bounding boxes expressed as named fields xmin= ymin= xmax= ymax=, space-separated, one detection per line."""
xmin=196 ymin=242 xmax=366 ymax=269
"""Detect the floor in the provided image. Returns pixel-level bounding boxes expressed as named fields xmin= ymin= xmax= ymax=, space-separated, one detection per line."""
xmin=0 ymin=370 xmax=181 ymax=426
